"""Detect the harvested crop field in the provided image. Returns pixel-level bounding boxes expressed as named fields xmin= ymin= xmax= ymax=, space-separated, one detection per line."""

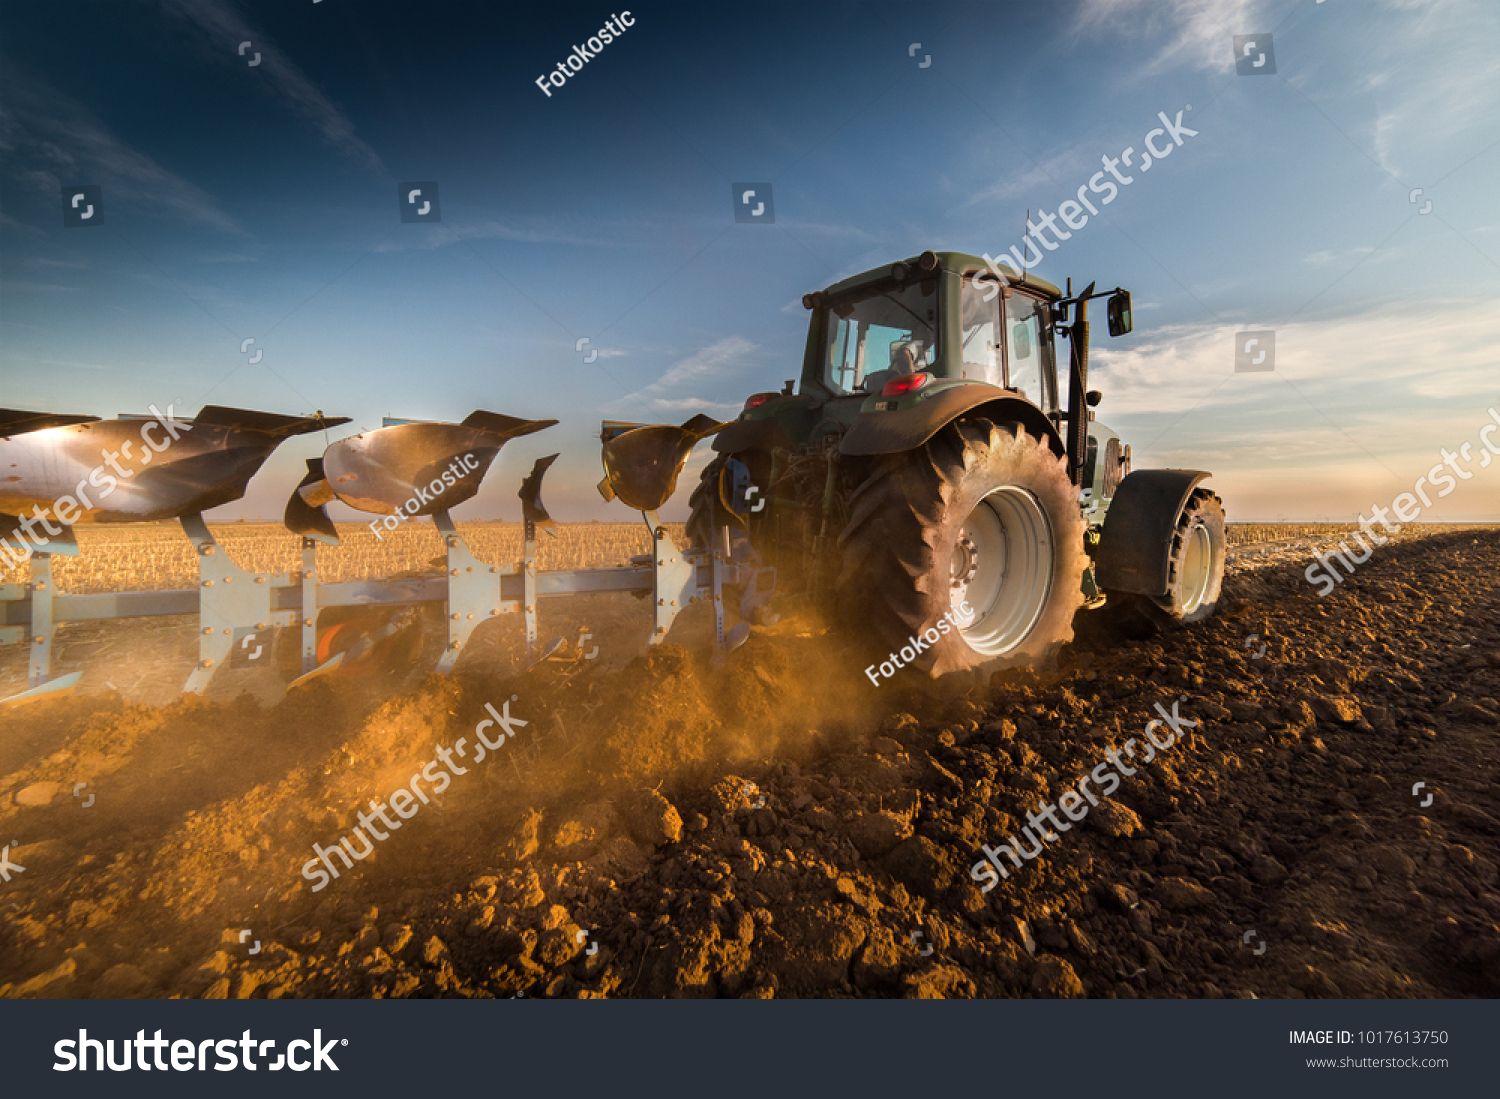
xmin=1 ymin=524 xmax=1497 ymax=999
xmin=0 ymin=521 xmax=687 ymax=704
xmin=0 ymin=520 xmax=684 ymax=593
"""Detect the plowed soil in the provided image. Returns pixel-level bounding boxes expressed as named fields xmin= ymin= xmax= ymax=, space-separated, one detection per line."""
xmin=2 ymin=527 xmax=1498 ymax=999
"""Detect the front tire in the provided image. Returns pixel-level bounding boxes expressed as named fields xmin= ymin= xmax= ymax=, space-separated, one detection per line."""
xmin=1145 ymin=487 xmax=1225 ymax=624
xmin=1100 ymin=487 xmax=1226 ymax=630
xmin=834 ymin=419 xmax=1087 ymax=683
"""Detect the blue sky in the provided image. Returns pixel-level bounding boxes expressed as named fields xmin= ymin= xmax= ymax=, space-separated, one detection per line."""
xmin=3 ymin=0 xmax=1498 ymax=523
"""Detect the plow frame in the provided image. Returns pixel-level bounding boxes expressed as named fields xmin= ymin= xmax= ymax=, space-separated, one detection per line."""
xmin=2 ymin=510 xmax=749 ymax=702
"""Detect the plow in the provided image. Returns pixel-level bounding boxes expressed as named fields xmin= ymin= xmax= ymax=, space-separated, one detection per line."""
xmin=5 ymin=248 xmax=1231 ymax=706
xmin=0 ymin=406 xmax=763 ymax=705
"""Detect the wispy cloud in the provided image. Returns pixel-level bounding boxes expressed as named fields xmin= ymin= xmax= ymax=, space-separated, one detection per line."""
xmin=1089 ymin=298 xmax=1500 ymax=516
xmin=1347 ymin=0 xmax=1500 ymax=179
xmin=0 ymin=280 xmax=84 ymax=294
xmin=1070 ymin=0 xmax=1262 ymax=76
xmin=0 ymin=211 xmax=46 ymax=236
xmin=646 ymin=396 xmax=743 ymax=416
xmin=157 ymin=0 xmax=385 ymax=174
xmin=604 ymin=336 xmax=757 ymax=417
xmin=0 ymin=59 xmax=243 ymax=234
xmin=1301 ymin=245 xmax=1397 ymax=268
xmin=373 ymin=212 xmax=746 ymax=253
xmin=962 ymin=154 xmax=1078 ymax=209
xmin=1091 ymin=297 xmax=1500 ymax=417
xmin=373 ymin=218 xmax=629 ymax=253
xmin=0 ymin=355 xmax=112 ymax=371
xmin=1072 ymin=0 xmax=1500 ymax=185
xmin=777 ymin=218 xmax=883 ymax=244
xmin=652 ymin=336 xmax=757 ymax=390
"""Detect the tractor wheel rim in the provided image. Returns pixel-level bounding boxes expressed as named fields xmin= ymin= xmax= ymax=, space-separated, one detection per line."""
xmin=950 ymin=486 xmax=1053 ymax=656
xmin=1180 ymin=523 xmax=1213 ymax=613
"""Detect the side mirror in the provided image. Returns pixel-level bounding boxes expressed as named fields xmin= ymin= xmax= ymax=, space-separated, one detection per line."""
xmin=1107 ymin=290 xmax=1132 ymax=337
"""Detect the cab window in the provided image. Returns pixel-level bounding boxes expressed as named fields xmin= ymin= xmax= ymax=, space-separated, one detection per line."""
xmin=1004 ymin=291 xmax=1055 ymax=411
xmin=959 ymin=274 xmax=1004 ymax=387
xmin=822 ymin=279 xmax=939 ymax=396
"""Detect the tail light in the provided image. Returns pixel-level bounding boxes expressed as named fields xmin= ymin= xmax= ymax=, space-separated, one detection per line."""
xmin=882 ymin=373 xmax=931 ymax=398
xmin=743 ymin=393 xmax=777 ymax=411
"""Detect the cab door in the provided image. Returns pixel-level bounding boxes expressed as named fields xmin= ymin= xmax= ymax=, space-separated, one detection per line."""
xmin=1001 ymin=289 xmax=1059 ymax=415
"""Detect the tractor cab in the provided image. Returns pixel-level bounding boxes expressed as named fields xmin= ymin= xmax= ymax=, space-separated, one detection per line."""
xmin=810 ymin=252 xmax=1062 ymax=422
xmin=717 ymin=251 xmax=1130 ymax=475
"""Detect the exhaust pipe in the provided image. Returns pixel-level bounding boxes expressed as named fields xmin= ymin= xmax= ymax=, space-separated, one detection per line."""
xmin=1065 ymin=283 xmax=1094 ymax=486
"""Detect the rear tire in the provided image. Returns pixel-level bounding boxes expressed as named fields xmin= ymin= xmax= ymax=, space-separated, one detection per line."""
xmin=834 ymin=419 xmax=1086 ymax=684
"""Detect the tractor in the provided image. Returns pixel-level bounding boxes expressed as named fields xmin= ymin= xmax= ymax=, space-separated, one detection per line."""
xmin=684 ymin=250 xmax=1226 ymax=684
xmin=1 ymin=252 xmax=1226 ymax=702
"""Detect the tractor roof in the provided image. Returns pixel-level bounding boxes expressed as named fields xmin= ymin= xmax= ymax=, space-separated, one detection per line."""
xmin=819 ymin=250 xmax=1063 ymax=301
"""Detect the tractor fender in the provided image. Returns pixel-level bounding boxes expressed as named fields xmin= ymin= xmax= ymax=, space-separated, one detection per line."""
xmin=713 ymin=415 xmax=790 ymax=455
xmin=839 ymin=391 xmax=1065 ymax=459
xmin=1094 ymin=468 xmax=1212 ymax=596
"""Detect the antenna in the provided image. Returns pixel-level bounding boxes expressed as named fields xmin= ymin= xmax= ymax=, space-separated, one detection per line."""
xmin=1022 ymin=208 xmax=1030 ymax=284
